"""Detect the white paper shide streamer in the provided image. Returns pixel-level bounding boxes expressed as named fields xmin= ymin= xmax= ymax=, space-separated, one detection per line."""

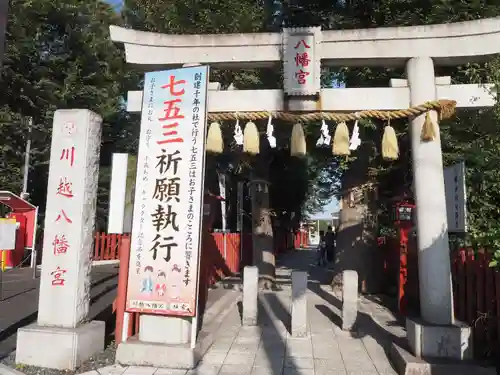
xmin=266 ymin=115 xmax=276 ymax=148
xmin=233 ymin=119 xmax=243 ymax=145
xmin=349 ymin=120 xmax=361 ymax=150
xmin=316 ymin=120 xmax=331 ymax=147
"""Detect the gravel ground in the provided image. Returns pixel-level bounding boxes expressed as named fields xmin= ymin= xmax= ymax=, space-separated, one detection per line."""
xmin=1 ymin=341 xmax=117 ymax=375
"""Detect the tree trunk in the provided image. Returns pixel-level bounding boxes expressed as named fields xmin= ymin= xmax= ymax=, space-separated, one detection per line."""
xmin=332 ymin=138 xmax=382 ymax=294
xmin=250 ymin=179 xmax=275 ymax=289
xmin=333 ymin=183 xmax=380 ymax=293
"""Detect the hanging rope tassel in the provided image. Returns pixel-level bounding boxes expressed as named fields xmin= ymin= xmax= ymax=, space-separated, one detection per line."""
xmin=421 ymin=112 xmax=437 ymax=142
xmin=381 ymin=121 xmax=399 ymax=161
xmin=332 ymin=122 xmax=350 ymax=156
xmin=290 ymin=123 xmax=306 ymax=157
xmin=206 ymin=122 xmax=224 ymax=154
xmin=243 ymin=121 xmax=260 ymax=155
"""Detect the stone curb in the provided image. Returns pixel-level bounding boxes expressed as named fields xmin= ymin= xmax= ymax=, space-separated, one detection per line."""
xmin=390 ymin=342 xmax=497 ymax=375
xmin=91 ymin=260 xmax=120 ymax=266
xmin=358 ymin=298 xmax=406 ymax=339
xmin=202 ymin=289 xmax=239 ymax=325
xmin=195 ymin=289 xmax=241 ymax=358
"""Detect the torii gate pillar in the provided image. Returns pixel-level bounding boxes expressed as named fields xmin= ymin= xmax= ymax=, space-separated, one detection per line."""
xmin=405 ymin=57 xmax=471 ymax=360
xmin=407 ymin=57 xmax=453 ymax=325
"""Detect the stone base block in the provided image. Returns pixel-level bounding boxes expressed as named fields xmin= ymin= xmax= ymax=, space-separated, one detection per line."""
xmin=115 ymin=337 xmax=198 ymax=369
xmin=390 ymin=342 xmax=495 ymax=375
xmin=116 ymin=290 xmax=240 ymax=369
xmin=406 ymin=317 xmax=472 ymax=360
xmin=139 ymin=315 xmax=191 ymax=344
xmin=15 ymin=321 xmax=105 ymax=370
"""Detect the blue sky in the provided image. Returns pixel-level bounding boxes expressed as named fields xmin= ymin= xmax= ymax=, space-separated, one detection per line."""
xmin=309 ymin=198 xmax=339 ymax=220
xmin=107 ymin=0 xmax=122 ymax=9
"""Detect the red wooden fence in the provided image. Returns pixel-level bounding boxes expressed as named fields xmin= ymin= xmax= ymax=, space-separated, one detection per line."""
xmin=451 ymin=249 xmax=500 ymax=359
xmin=93 ymin=232 xmax=129 ymax=260
xmin=93 ymin=231 xmax=307 ymax=266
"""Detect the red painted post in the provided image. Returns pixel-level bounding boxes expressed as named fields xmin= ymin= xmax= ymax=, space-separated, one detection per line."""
xmin=115 ymin=236 xmax=133 ymax=340
xmin=110 ymin=234 xmax=117 ymax=260
xmin=104 ymin=233 xmax=109 ymax=260
xmin=93 ymin=232 xmax=100 ymax=260
xmin=484 ymin=252 xmax=495 ymax=348
xmin=457 ymin=250 xmax=466 ymax=321
xmin=465 ymin=249 xmax=476 ymax=324
xmin=100 ymin=232 xmax=106 ymax=260
xmin=398 ymin=227 xmax=409 ymax=315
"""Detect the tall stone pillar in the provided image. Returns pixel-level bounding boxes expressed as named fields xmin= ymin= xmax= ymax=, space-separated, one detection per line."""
xmin=405 ymin=58 xmax=472 ymax=361
xmin=16 ymin=109 xmax=105 ymax=370
xmin=406 ymin=57 xmax=453 ymax=326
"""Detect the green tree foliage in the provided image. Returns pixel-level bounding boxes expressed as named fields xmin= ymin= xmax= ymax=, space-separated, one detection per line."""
xmin=0 ymin=0 xmax=135 ymax=228
xmin=123 ymin=0 xmax=264 ymax=34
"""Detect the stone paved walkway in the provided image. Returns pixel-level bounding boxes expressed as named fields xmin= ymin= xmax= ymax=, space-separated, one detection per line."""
xmin=85 ymin=249 xmax=400 ymax=375
xmin=192 ymin=285 xmax=398 ymax=375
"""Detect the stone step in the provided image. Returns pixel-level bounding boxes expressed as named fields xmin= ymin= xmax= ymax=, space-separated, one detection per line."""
xmin=390 ymin=343 xmax=496 ymax=375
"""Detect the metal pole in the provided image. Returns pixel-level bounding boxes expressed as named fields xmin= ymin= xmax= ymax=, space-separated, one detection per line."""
xmin=22 ymin=117 xmax=32 ymax=195
xmin=121 ymin=312 xmax=130 ymax=342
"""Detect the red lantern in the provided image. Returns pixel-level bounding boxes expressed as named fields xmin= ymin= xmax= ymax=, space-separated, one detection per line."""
xmin=393 ymin=201 xmax=415 ymax=229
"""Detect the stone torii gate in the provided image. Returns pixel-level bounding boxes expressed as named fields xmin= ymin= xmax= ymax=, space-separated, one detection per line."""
xmin=110 ymin=18 xmax=499 ymax=364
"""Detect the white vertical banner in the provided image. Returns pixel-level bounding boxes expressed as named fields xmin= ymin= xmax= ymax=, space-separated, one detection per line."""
xmin=123 ymin=156 xmax=137 ymax=233
xmin=108 ymin=153 xmax=128 ymax=234
xmin=218 ymin=173 xmax=227 ymax=231
xmin=126 ymin=66 xmax=209 ymax=316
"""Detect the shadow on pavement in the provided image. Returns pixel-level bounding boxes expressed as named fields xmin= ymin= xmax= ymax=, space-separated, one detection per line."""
xmin=308 ymin=280 xmax=407 ymax=356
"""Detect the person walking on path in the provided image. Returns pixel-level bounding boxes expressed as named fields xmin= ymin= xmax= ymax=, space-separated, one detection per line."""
xmin=324 ymin=225 xmax=336 ymax=266
xmin=316 ymin=230 xmax=326 ymax=266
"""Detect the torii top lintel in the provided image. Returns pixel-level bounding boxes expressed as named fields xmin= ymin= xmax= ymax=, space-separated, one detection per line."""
xmin=110 ymin=17 xmax=500 ymax=69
